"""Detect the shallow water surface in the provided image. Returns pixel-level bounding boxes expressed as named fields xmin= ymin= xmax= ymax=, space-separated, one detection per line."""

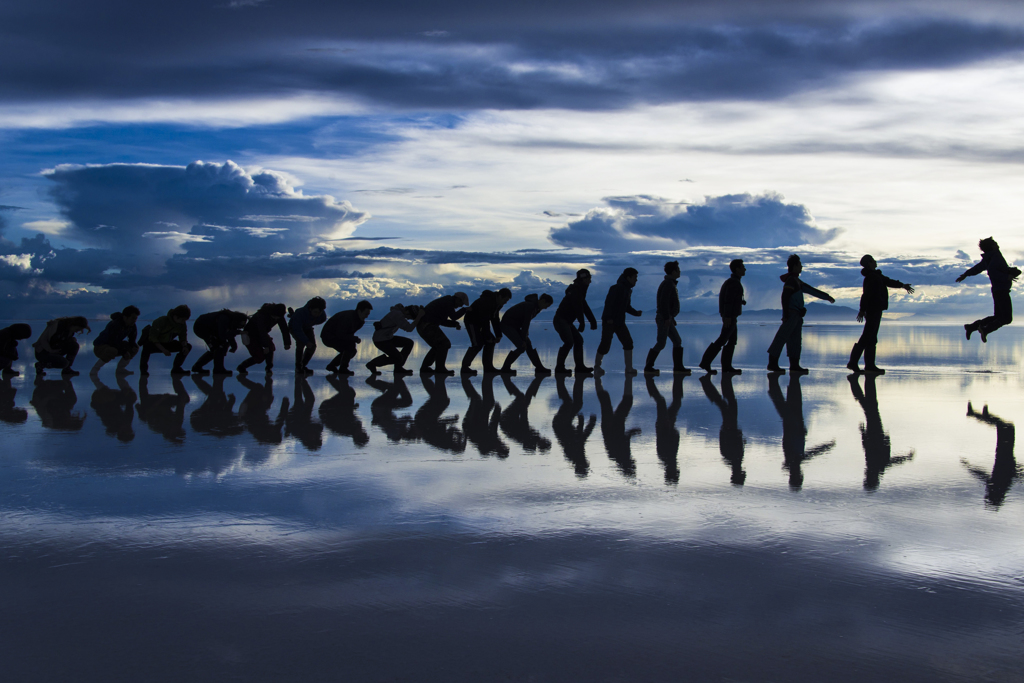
xmin=2 ymin=324 xmax=1023 ymax=681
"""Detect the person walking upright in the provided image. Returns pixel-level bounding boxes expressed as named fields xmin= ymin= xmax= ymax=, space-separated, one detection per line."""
xmin=699 ymin=259 xmax=746 ymax=375
xmin=594 ymin=268 xmax=642 ymax=376
xmin=766 ymin=254 xmax=835 ymax=374
xmin=644 ymin=260 xmax=690 ymax=376
xmin=958 ymin=237 xmax=1019 ymax=342
xmin=553 ymin=269 xmax=597 ymax=376
xmin=848 ymin=255 xmax=913 ymax=374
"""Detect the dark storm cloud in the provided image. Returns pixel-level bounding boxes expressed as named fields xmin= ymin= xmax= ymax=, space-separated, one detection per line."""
xmin=2 ymin=0 xmax=1024 ymax=110
xmin=549 ymin=193 xmax=840 ymax=252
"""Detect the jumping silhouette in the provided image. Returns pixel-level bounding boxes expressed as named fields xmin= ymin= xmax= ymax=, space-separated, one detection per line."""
xmin=139 ymin=305 xmax=192 ymax=376
xmin=237 ymin=303 xmax=291 ymax=376
xmin=321 ymin=300 xmax=372 ymax=375
xmin=767 ymin=373 xmax=834 ymax=489
xmin=189 ymin=374 xmax=244 ymax=439
xmin=0 ymin=323 xmax=32 ymax=377
xmin=191 ymin=309 xmax=248 ymax=376
xmin=461 ymin=374 xmax=509 ymax=457
xmin=89 ymin=373 xmax=137 ymax=442
xmin=367 ymin=303 xmax=424 ymax=375
xmin=0 ymin=374 xmax=27 ymax=425
xmin=596 ymin=375 xmax=641 ymax=478
xmin=552 ymin=373 xmax=595 ymax=477
xmin=33 ymin=316 xmax=89 ymax=376
xmin=320 ymin=373 xmax=369 ymax=447
xmin=237 ymin=374 xmax=286 ymax=445
xmin=962 ymin=403 xmax=1021 ymax=508
xmin=644 ymin=260 xmax=689 ymax=376
xmin=414 ymin=374 xmax=466 ymax=454
xmin=848 ymin=374 xmax=914 ymax=490
xmin=284 ymin=375 xmax=324 ymax=451
xmin=553 ymin=269 xmax=597 ymax=376
xmin=594 ymin=268 xmax=642 ymax=376
xmin=498 ymin=293 xmax=553 ymax=375
xmin=767 ymin=254 xmax=835 ymax=374
xmin=700 ymin=374 xmax=746 ymax=486
xmin=647 ymin=373 xmax=684 ymax=484
xmin=699 ymin=259 xmax=746 ymax=375
xmin=366 ymin=375 xmax=416 ymax=443
xmin=499 ymin=374 xmax=551 ymax=453
xmin=288 ymin=297 xmax=327 ymax=376
xmin=849 ymin=255 xmax=913 ymax=374
xmin=91 ymin=306 xmax=139 ymax=376
xmin=136 ymin=375 xmax=190 ymax=444
xmin=958 ymin=237 xmax=1019 ymax=343
xmin=417 ymin=293 xmax=468 ymax=375
xmin=461 ymin=288 xmax=512 ymax=376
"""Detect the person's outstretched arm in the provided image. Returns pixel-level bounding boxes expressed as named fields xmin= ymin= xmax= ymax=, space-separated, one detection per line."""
xmin=800 ymin=281 xmax=836 ymax=303
xmin=957 ymin=255 xmax=989 ymax=282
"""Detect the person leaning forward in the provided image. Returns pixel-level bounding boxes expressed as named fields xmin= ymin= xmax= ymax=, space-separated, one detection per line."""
xmin=594 ymin=268 xmax=643 ymax=376
xmin=553 ymin=269 xmax=597 ymax=376
xmin=321 ymin=300 xmax=373 ymax=375
xmin=417 ymin=292 xmax=468 ymax=375
xmin=139 ymin=305 xmax=192 ymax=376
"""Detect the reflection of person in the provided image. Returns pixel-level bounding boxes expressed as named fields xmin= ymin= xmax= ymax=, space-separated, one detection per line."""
xmin=284 ymin=375 xmax=324 ymax=451
xmin=189 ymin=374 xmax=244 ymax=438
xmin=552 ymin=374 xmax=595 ymax=477
xmin=647 ymin=374 xmax=684 ymax=484
xmin=322 ymin=300 xmax=372 ymax=375
xmin=417 ymin=293 xmax=468 ymax=375
xmin=366 ymin=375 xmax=415 ymax=443
xmin=461 ymin=288 xmax=512 ymax=376
xmin=767 ymin=254 xmax=835 ymax=374
xmin=288 ymin=297 xmax=327 ymax=376
xmin=91 ymin=306 xmax=140 ymax=376
xmin=30 ymin=375 xmax=86 ymax=430
xmin=963 ymin=403 xmax=1021 ymax=508
xmin=237 ymin=374 xmax=287 ymax=444
xmin=191 ymin=309 xmax=248 ymax=376
xmin=320 ymin=373 xmax=369 ymax=447
xmin=139 ymin=305 xmax=192 ymax=376
xmin=90 ymin=373 xmax=137 ymax=442
xmin=699 ymin=259 xmax=746 ymax=375
xmin=594 ymin=268 xmax=642 ymax=376
xmin=237 ymin=303 xmax=291 ymax=376
xmin=368 ymin=304 xmax=424 ymax=375
xmin=499 ymin=294 xmax=553 ymax=375
xmin=645 ymin=261 xmax=689 ymax=376
xmin=461 ymin=374 xmax=509 ymax=457
xmin=0 ymin=323 xmax=32 ymax=377
xmin=957 ymin=237 xmax=1018 ymax=343
xmin=33 ymin=316 xmax=90 ymax=376
xmin=767 ymin=373 xmax=834 ymax=490
xmin=701 ymin=374 xmax=746 ymax=486
xmin=848 ymin=255 xmax=913 ymax=374
xmin=0 ymin=374 xmax=28 ymax=425
xmin=414 ymin=374 xmax=466 ymax=453
xmin=848 ymin=374 xmax=913 ymax=490
xmin=596 ymin=375 xmax=641 ymax=478
xmin=553 ymin=269 xmax=597 ymax=376
xmin=499 ymin=375 xmax=551 ymax=453
xmin=136 ymin=375 xmax=190 ymax=443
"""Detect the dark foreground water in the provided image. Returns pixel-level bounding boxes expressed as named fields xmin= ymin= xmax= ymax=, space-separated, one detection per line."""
xmin=2 ymin=323 xmax=1023 ymax=682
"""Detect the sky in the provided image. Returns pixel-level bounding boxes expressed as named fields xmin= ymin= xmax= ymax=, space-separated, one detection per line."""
xmin=2 ymin=0 xmax=1024 ymax=320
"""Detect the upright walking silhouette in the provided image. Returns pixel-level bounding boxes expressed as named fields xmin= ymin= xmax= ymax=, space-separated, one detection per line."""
xmin=767 ymin=255 xmax=835 ymax=374
xmin=958 ymin=237 xmax=1019 ymax=342
xmin=647 ymin=374 xmax=684 ymax=484
xmin=594 ymin=268 xmax=642 ymax=375
xmin=699 ymin=259 xmax=746 ymax=375
xmin=768 ymin=373 xmax=834 ymax=489
xmin=552 ymin=374 xmax=595 ymax=477
xmin=848 ymin=255 xmax=913 ymax=374
xmin=962 ymin=403 xmax=1020 ymax=508
xmin=848 ymin=374 xmax=913 ymax=490
xmin=644 ymin=260 xmax=688 ymax=376
xmin=553 ymin=269 xmax=597 ymax=376
xmin=700 ymin=374 xmax=746 ymax=486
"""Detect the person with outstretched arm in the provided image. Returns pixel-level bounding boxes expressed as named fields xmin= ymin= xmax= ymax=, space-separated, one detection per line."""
xmin=91 ymin=306 xmax=140 ymax=376
xmin=191 ymin=309 xmax=248 ymax=376
xmin=461 ymin=287 xmax=512 ymax=376
xmin=644 ymin=260 xmax=690 ymax=376
xmin=288 ymin=296 xmax=327 ymax=375
xmin=957 ymin=237 xmax=1019 ymax=342
xmin=848 ymin=255 xmax=913 ymax=374
xmin=498 ymin=293 xmax=553 ymax=375
xmin=321 ymin=300 xmax=373 ymax=375
xmin=699 ymin=259 xmax=746 ymax=375
xmin=766 ymin=254 xmax=835 ymax=374
xmin=368 ymin=303 xmax=424 ymax=375
xmin=553 ymin=269 xmax=598 ymax=376
xmin=139 ymin=305 xmax=192 ymax=376
xmin=237 ymin=303 xmax=291 ymax=375
xmin=417 ymin=292 xmax=468 ymax=375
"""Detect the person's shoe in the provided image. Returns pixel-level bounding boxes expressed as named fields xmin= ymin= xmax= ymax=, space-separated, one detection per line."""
xmin=265 ymin=369 xmax=274 ymax=376
xmin=673 ymin=367 xmax=692 ymax=375
xmin=116 ymin=368 xmax=134 ymax=376
xmin=965 ymin=324 xmax=974 ymax=340
xmin=789 ymin=366 xmax=809 ymax=375
xmin=62 ymin=368 xmax=80 ymax=377
xmin=394 ymin=367 xmax=414 ymax=376
xmin=336 ymin=368 xmax=355 ymax=376
xmin=366 ymin=362 xmax=381 ymax=375
xmin=624 ymin=367 xmax=638 ymax=376
xmin=191 ymin=367 xmax=210 ymax=376
xmin=592 ymin=366 xmax=605 ymax=376
xmin=302 ymin=367 xmax=314 ymax=376
xmin=766 ymin=361 xmax=785 ymax=374
xmin=498 ymin=367 xmax=517 ymax=376
xmin=170 ymin=367 xmax=190 ymax=376
xmin=235 ymin=366 xmax=248 ymax=375
xmin=863 ymin=366 xmax=886 ymax=374
xmin=460 ymin=367 xmax=478 ymax=376
xmin=643 ymin=367 xmax=660 ymax=376
xmin=436 ymin=368 xmax=456 ymax=376
xmin=140 ymin=370 xmax=150 ymax=377
xmin=577 ymin=366 xmax=595 ymax=376
xmin=3 ymin=368 xmax=20 ymax=377
xmin=34 ymin=362 xmax=44 ymax=374
xmin=212 ymin=369 xmax=233 ymax=376
xmin=723 ymin=367 xmax=742 ymax=375
xmin=534 ymin=367 xmax=552 ymax=376
xmin=483 ymin=367 xmax=501 ymax=375
xmin=846 ymin=361 xmax=862 ymax=373
xmin=554 ymin=366 xmax=572 ymax=376
xmin=699 ymin=363 xmax=717 ymax=375
xmin=980 ymin=328 xmax=989 ymax=343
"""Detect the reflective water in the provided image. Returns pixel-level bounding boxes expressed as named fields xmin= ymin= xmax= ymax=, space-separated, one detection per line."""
xmin=2 ymin=324 xmax=1023 ymax=682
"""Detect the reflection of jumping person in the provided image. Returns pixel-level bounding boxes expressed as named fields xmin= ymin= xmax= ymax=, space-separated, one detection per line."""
xmin=33 ymin=316 xmax=90 ymax=376
xmin=91 ymin=306 xmax=140 ymax=376
xmin=957 ymin=237 xmax=1018 ymax=343
xmin=645 ymin=261 xmax=688 ymax=376
xmin=594 ymin=268 xmax=642 ymax=376
xmin=962 ymin=403 xmax=1021 ymax=508
xmin=848 ymin=374 xmax=913 ymax=490
xmin=699 ymin=259 xmax=746 ymax=375
xmin=848 ymin=255 xmax=913 ymax=374
xmin=553 ymin=269 xmax=597 ymax=376
xmin=767 ymin=255 xmax=835 ymax=375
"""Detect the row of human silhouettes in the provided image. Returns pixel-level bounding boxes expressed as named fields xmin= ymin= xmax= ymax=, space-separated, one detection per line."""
xmin=0 ymin=237 xmax=1015 ymax=380
xmin=4 ymin=369 xmax=1014 ymax=505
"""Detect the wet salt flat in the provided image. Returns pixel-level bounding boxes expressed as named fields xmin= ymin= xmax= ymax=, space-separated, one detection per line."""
xmin=2 ymin=323 xmax=1024 ymax=682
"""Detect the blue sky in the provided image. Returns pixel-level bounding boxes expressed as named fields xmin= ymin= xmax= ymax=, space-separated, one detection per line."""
xmin=2 ymin=0 xmax=1023 ymax=319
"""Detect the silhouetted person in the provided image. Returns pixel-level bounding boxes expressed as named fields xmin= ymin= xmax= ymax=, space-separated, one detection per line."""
xmin=366 ymin=375 xmax=415 ymax=443
xmin=288 ymin=297 xmax=327 ymax=376
xmin=189 ymin=374 xmax=244 ymax=439
xmin=594 ymin=268 xmax=642 ymax=376
xmin=552 ymin=374 xmax=595 ymax=477
xmin=848 ymin=255 xmax=914 ymax=374
xmin=0 ymin=375 xmax=28 ymax=425
xmin=90 ymin=373 xmax=136 ymax=442
xmin=417 ymin=292 xmax=468 ymax=374
xmin=499 ymin=374 xmax=551 ymax=453
xmin=237 ymin=303 xmax=291 ymax=375
xmin=461 ymin=288 xmax=512 ymax=376
xmin=648 ymin=374 xmax=684 ymax=484
xmin=30 ymin=375 xmax=85 ymax=430
xmin=553 ymin=269 xmax=597 ymax=376
xmin=0 ymin=323 xmax=32 ymax=377
xmin=767 ymin=373 xmax=834 ymax=490
xmin=321 ymin=300 xmax=372 ymax=375
xmin=461 ymin=374 xmax=509 ymax=457
xmin=284 ymin=375 xmax=324 ymax=451
xmin=700 ymin=374 xmax=746 ymax=486
xmin=767 ymin=254 xmax=835 ymax=374
xmin=596 ymin=375 xmax=641 ymax=478
xmin=644 ymin=260 xmax=689 ymax=376
xmin=136 ymin=375 xmax=189 ymax=443
xmin=191 ymin=309 xmax=248 ymax=376
xmin=414 ymin=374 xmax=466 ymax=454
xmin=848 ymin=374 xmax=913 ymax=490
xmin=958 ymin=237 xmax=1019 ymax=343
xmin=699 ymin=259 xmax=747 ymax=375
xmin=139 ymin=305 xmax=192 ymax=376
xmin=320 ymin=373 xmax=370 ymax=447
xmin=368 ymin=303 xmax=424 ymax=375
xmin=237 ymin=373 xmax=287 ymax=445
xmin=963 ymin=403 xmax=1021 ymax=508
xmin=33 ymin=316 xmax=89 ymax=376
xmin=499 ymin=293 xmax=553 ymax=375
xmin=91 ymin=306 xmax=140 ymax=376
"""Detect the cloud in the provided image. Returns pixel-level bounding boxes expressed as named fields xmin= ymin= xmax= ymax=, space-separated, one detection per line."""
xmin=549 ymin=193 xmax=840 ymax=252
